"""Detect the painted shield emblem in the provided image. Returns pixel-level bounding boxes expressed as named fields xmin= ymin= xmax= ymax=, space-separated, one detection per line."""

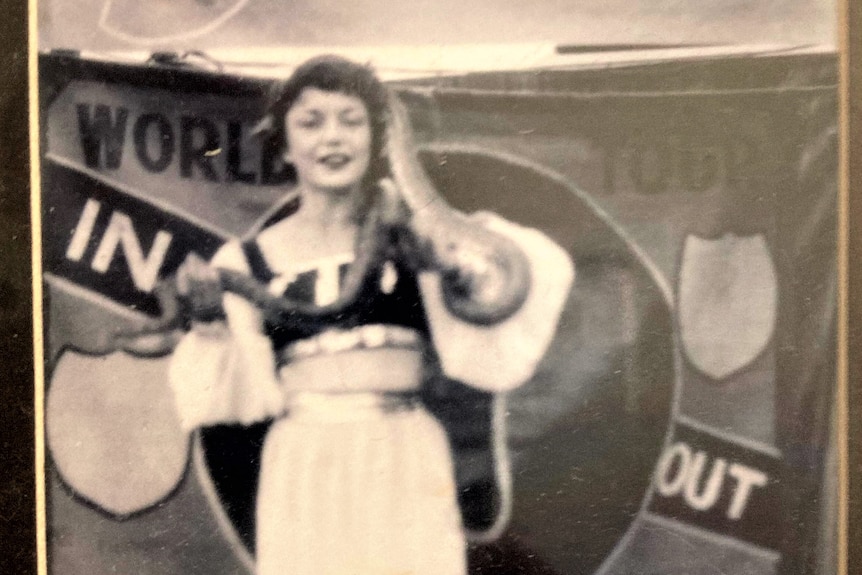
xmin=99 ymin=0 xmax=251 ymax=44
xmin=678 ymin=234 xmax=778 ymax=380
xmin=47 ymin=350 xmax=190 ymax=517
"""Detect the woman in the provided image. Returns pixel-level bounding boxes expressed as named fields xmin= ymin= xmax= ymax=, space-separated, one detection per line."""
xmin=169 ymin=55 xmax=573 ymax=575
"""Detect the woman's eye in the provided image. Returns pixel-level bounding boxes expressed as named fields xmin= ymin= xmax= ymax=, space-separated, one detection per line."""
xmin=296 ymin=117 xmax=322 ymax=129
xmin=290 ymin=112 xmax=323 ymax=129
xmin=341 ymin=114 xmax=368 ymax=127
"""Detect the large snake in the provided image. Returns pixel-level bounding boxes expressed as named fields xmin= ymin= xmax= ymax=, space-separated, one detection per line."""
xmin=118 ymin=92 xmax=532 ymax=355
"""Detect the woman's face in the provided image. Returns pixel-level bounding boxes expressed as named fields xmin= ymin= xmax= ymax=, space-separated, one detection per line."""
xmin=284 ymin=88 xmax=373 ymax=195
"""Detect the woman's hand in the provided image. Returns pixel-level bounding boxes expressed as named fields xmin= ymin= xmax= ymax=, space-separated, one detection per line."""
xmin=176 ymin=252 xmax=226 ymax=323
xmin=109 ymin=257 xmax=215 ymax=355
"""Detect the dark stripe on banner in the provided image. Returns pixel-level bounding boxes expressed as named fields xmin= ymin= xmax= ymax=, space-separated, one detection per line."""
xmin=648 ymin=421 xmax=782 ymax=551
xmin=42 ymin=159 xmax=224 ymax=316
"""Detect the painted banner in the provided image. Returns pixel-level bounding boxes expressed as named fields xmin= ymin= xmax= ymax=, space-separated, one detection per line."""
xmin=39 ymin=49 xmax=837 ymax=575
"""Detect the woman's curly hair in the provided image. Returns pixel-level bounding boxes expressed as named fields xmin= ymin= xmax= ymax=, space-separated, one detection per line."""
xmin=262 ymin=55 xmax=390 ymax=189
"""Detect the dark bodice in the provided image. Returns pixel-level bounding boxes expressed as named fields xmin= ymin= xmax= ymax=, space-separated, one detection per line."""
xmin=240 ymin=239 xmax=429 ymax=350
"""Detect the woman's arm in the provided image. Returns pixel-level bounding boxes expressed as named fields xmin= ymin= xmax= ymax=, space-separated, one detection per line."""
xmin=383 ymin=91 xmax=573 ymax=391
xmin=168 ymin=241 xmax=284 ymax=431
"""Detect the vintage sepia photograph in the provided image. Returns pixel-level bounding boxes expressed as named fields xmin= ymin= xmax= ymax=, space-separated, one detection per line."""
xmin=34 ymin=1 xmax=840 ymax=574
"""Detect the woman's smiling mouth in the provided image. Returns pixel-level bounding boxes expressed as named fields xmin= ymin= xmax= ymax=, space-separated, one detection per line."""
xmin=318 ymin=153 xmax=352 ymax=169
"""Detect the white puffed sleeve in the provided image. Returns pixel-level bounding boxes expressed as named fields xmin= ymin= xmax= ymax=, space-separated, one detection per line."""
xmin=168 ymin=241 xmax=285 ymax=431
xmin=419 ymin=213 xmax=574 ymax=392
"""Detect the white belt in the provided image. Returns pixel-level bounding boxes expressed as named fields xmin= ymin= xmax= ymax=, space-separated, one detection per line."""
xmin=278 ymin=324 xmax=424 ymax=364
xmin=284 ymin=391 xmax=420 ymax=421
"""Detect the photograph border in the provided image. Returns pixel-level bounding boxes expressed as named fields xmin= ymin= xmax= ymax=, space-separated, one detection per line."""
xmin=24 ymin=2 xmax=854 ymax=575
